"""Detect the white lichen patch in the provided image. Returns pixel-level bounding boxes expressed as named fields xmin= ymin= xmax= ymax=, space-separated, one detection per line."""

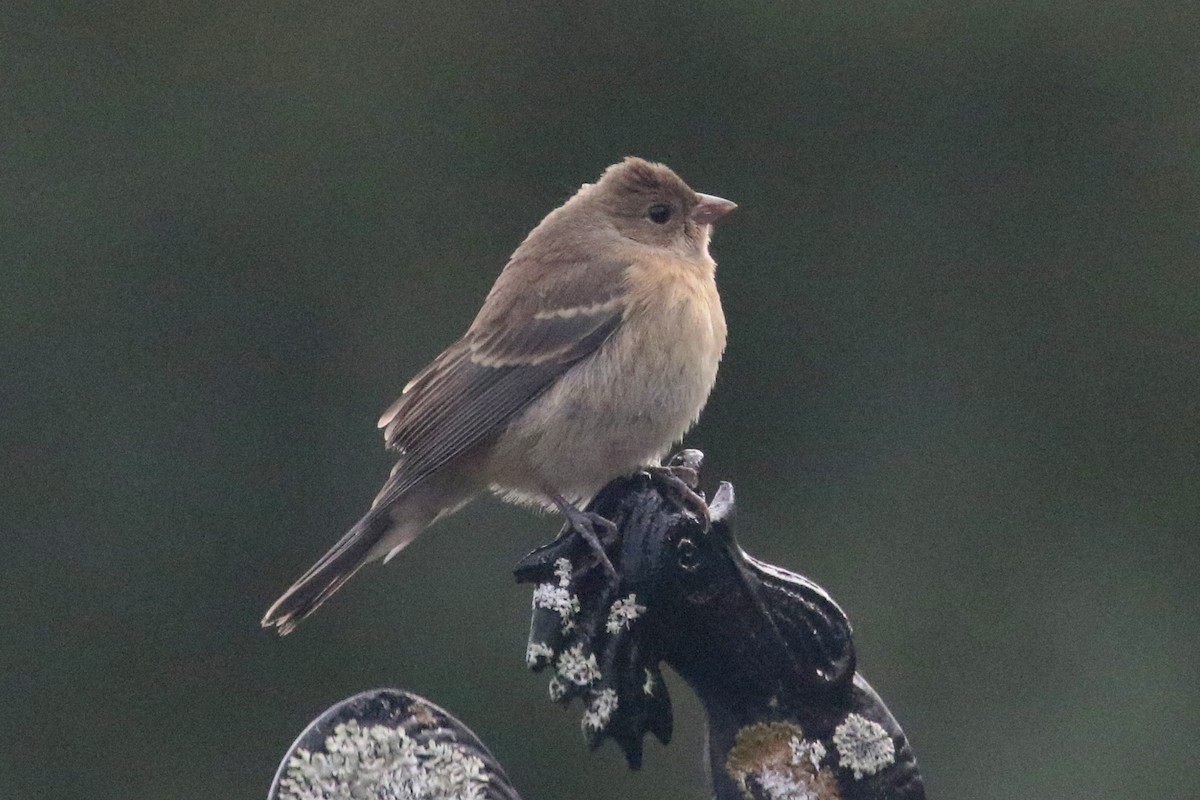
xmin=278 ymin=718 xmax=490 ymax=800
xmin=605 ymin=593 xmax=647 ymax=634
xmin=553 ymin=557 xmax=573 ymax=587
xmin=531 ymin=582 xmax=580 ymax=632
xmin=555 ymin=644 xmax=601 ymax=686
xmin=548 ymin=677 xmax=568 ymax=702
xmin=581 ymin=688 xmax=619 ymax=731
xmin=642 ymin=668 xmax=656 ymax=695
xmin=725 ymin=722 xmax=839 ymax=800
xmin=526 ymin=641 xmax=555 ymax=668
xmin=832 ymin=713 xmax=895 ymax=780
xmin=755 ymin=768 xmax=823 ymax=800
xmin=790 ymin=736 xmax=826 ymax=771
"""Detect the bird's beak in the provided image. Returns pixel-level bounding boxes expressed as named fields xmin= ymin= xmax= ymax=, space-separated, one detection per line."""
xmin=691 ymin=193 xmax=738 ymax=225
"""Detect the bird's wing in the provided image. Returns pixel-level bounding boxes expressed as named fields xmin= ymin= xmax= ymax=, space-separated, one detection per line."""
xmin=373 ymin=255 xmax=629 ymax=505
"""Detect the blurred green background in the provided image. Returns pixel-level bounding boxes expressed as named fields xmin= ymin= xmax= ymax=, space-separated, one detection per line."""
xmin=4 ymin=2 xmax=1197 ymax=798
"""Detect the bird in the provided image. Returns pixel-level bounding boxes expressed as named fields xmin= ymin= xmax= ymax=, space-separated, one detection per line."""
xmin=261 ymin=157 xmax=736 ymax=635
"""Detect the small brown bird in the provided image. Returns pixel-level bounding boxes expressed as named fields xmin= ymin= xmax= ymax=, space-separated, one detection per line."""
xmin=262 ymin=157 xmax=735 ymax=634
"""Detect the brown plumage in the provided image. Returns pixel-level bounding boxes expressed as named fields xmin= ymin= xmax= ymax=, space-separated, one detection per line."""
xmin=262 ymin=157 xmax=736 ymax=635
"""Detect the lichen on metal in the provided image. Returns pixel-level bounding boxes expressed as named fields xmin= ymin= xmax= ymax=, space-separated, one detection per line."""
xmin=832 ymin=713 xmax=895 ymax=780
xmin=552 ymin=557 xmax=573 ymax=587
xmin=605 ymin=593 xmax=647 ymax=633
xmin=277 ymin=718 xmax=490 ymax=800
xmin=555 ymin=643 xmax=601 ymax=686
xmin=531 ymin=582 xmax=580 ymax=632
xmin=581 ymin=688 xmax=620 ymax=731
xmin=642 ymin=668 xmax=656 ymax=695
xmin=525 ymin=641 xmax=555 ymax=669
xmin=725 ymin=722 xmax=839 ymax=800
xmin=790 ymin=736 xmax=826 ymax=772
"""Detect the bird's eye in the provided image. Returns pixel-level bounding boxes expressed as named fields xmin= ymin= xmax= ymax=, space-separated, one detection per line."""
xmin=648 ymin=204 xmax=673 ymax=224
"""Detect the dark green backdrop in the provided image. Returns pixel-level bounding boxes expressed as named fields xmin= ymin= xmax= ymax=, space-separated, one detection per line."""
xmin=4 ymin=2 xmax=1197 ymax=798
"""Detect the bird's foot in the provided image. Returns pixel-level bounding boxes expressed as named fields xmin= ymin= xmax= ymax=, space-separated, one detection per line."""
xmin=558 ymin=504 xmax=620 ymax=584
xmin=644 ymin=463 xmax=711 ymax=530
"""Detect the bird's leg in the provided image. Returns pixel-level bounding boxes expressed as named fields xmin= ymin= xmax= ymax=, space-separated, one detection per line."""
xmin=546 ymin=490 xmax=619 ymax=583
xmin=643 ymin=464 xmax=712 ymax=530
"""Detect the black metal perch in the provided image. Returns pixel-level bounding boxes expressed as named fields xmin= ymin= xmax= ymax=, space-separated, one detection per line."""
xmin=269 ymin=451 xmax=925 ymax=800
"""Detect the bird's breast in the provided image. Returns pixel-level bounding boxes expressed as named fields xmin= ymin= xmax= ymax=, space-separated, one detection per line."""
xmin=621 ymin=252 xmax=727 ymax=399
xmin=489 ymin=252 xmax=726 ymax=502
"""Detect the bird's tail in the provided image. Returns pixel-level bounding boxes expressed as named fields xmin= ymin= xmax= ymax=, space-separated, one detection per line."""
xmin=261 ymin=467 xmax=478 ymax=635
xmin=259 ymin=511 xmax=394 ymax=636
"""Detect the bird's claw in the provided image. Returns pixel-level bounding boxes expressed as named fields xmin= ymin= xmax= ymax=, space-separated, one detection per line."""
xmin=644 ymin=465 xmax=711 ymax=530
xmin=561 ymin=507 xmax=620 ymax=584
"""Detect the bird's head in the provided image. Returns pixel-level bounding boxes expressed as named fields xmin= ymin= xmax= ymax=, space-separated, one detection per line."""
xmin=588 ymin=156 xmax=737 ymax=257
